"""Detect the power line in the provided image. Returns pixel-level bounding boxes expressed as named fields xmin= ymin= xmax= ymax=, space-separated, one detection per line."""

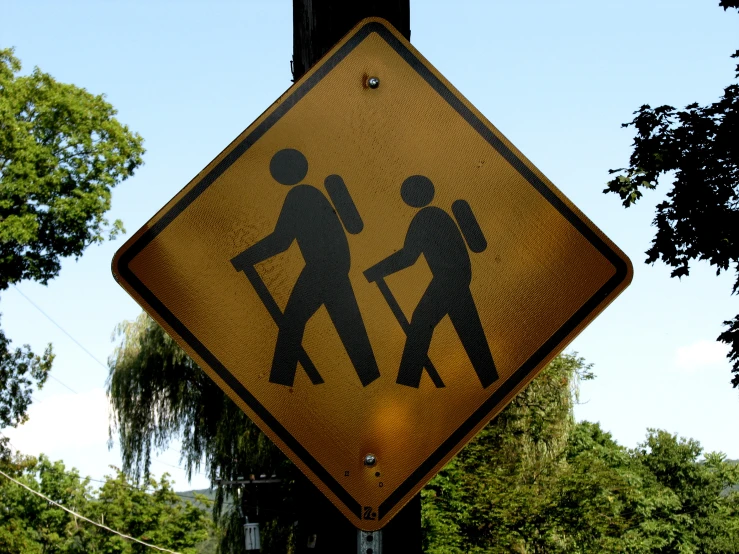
xmin=12 ymin=285 xmax=108 ymax=371
xmin=0 ymin=467 xmax=184 ymax=554
xmin=8 ymin=285 xmax=81 ymax=393
xmin=47 ymin=373 xmax=78 ymax=394
xmin=154 ymin=457 xmax=188 ymax=471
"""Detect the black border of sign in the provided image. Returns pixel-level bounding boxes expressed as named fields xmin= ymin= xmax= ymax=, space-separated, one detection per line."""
xmin=117 ymin=21 xmax=630 ymax=523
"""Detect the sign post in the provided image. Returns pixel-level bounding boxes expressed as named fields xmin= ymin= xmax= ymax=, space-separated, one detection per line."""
xmin=113 ymin=17 xmax=632 ymax=549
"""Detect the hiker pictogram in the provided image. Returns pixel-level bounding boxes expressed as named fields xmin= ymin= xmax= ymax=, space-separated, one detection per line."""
xmin=364 ymin=175 xmax=499 ymax=389
xmin=231 ymin=148 xmax=380 ymax=387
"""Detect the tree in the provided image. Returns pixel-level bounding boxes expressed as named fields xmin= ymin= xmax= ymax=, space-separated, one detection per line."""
xmin=423 ymin=416 xmax=739 ymax=553
xmin=0 ymin=453 xmax=46 ymax=553
xmin=87 ymin=469 xmax=212 ymax=553
xmin=418 ymin=346 xmax=739 ymax=553
xmin=604 ymin=1 xmax=739 ymax=385
xmin=0 ymin=327 xmax=52 ymax=452
xmin=0 ymin=48 xmax=144 ymax=289
xmin=0 ymin=453 xmax=212 ymax=554
xmin=110 ymin=318 xmax=739 ymax=553
xmin=633 ymin=430 xmax=739 ymax=553
xmin=0 ymin=47 xmax=144 ymax=446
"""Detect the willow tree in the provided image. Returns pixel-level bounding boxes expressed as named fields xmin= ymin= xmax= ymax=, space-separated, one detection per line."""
xmin=107 ymin=313 xmax=298 ymax=553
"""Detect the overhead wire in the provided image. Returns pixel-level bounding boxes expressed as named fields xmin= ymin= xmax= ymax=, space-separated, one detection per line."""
xmin=0 ymin=467 xmax=184 ymax=554
xmin=12 ymin=284 xmax=108 ymax=371
xmin=11 ymin=284 xmax=96 ymax=394
xmin=47 ymin=374 xmax=79 ymax=394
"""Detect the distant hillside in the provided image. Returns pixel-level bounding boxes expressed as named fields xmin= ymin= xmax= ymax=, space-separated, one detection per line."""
xmin=176 ymin=487 xmax=217 ymax=512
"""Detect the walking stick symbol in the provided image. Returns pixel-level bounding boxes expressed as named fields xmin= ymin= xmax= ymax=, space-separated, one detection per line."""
xmin=240 ymin=265 xmax=324 ymax=385
xmin=374 ymin=277 xmax=445 ymax=388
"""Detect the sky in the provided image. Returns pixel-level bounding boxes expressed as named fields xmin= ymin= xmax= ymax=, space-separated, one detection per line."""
xmin=1 ymin=0 xmax=738 ymax=492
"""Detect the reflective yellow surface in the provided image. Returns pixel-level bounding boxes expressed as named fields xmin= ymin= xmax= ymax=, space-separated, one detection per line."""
xmin=113 ymin=19 xmax=631 ymax=530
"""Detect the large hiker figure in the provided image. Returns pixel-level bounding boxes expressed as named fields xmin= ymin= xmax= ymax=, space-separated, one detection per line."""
xmin=364 ymin=175 xmax=499 ymax=389
xmin=231 ymin=148 xmax=380 ymax=387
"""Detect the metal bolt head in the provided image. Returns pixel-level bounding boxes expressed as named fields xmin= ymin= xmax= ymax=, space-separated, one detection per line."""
xmin=367 ymin=77 xmax=380 ymax=89
xmin=364 ymin=453 xmax=377 ymax=467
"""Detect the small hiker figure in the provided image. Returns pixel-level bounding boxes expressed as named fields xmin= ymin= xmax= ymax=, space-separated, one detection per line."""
xmin=231 ymin=148 xmax=380 ymax=388
xmin=364 ymin=175 xmax=499 ymax=389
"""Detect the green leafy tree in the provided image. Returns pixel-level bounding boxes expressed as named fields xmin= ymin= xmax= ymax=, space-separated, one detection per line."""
xmin=633 ymin=430 xmax=739 ymax=553
xmin=423 ymin=417 xmax=739 ymax=552
xmin=0 ymin=48 xmax=144 ymax=288
xmin=553 ymin=423 xmax=688 ymax=553
xmin=552 ymin=422 xmax=651 ymax=552
xmin=604 ymin=1 xmax=739 ymax=384
xmin=0 ymin=453 xmax=45 ymax=553
xmin=0 ymin=47 xmax=144 ymax=446
xmin=0 ymin=454 xmax=212 ymax=554
xmin=0 ymin=454 xmax=97 ymax=554
xmin=86 ymin=470 xmax=211 ymax=554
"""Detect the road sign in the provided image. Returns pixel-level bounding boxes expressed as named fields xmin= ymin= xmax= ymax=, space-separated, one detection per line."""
xmin=112 ymin=18 xmax=632 ymax=530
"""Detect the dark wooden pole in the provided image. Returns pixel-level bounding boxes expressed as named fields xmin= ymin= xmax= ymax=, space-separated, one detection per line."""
xmin=290 ymin=2 xmax=418 ymax=552
xmin=295 ymin=476 xmax=421 ymax=553
xmin=292 ymin=0 xmax=410 ymax=81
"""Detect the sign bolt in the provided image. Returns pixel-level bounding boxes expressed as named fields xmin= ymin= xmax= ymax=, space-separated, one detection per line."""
xmin=367 ymin=77 xmax=380 ymax=89
xmin=364 ymin=454 xmax=377 ymax=467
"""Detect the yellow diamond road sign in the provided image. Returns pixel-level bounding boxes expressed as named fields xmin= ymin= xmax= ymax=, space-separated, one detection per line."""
xmin=113 ymin=18 xmax=632 ymax=530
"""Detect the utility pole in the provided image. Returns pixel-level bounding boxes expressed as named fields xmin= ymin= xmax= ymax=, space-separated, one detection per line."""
xmin=291 ymin=6 xmax=418 ymax=553
xmin=295 ymin=474 xmax=421 ymax=553
xmin=291 ymin=1 xmax=410 ymax=81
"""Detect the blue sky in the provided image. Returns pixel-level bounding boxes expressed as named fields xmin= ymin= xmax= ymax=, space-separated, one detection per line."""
xmin=1 ymin=1 xmax=738 ymax=491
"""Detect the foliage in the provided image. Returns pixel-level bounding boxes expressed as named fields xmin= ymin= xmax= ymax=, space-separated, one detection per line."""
xmin=0 ymin=46 xmax=144 ymax=450
xmin=0 ymin=321 xmax=50 ymax=456
xmin=634 ymin=430 xmax=739 ymax=553
xmin=423 ymin=418 xmax=739 ymax=553
xmin=0 ymin=324 xmax=52 ymax=430
xmin=421 ymin=347 xmax=739 ymax=553
xmin=89 ymin=469 xmax=212 ymax=553
xmin=0 ymin=453 xmax=44 ymax=553
xmin=604 ymin=1 xmax=739 ymax=383
xmin=0 ymin=47 xmax=144 ymax=289
xmin=0 ymin=453 xmax=212 ymax=554
xmin=0 ymin=324 xmax=52 ymax=457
